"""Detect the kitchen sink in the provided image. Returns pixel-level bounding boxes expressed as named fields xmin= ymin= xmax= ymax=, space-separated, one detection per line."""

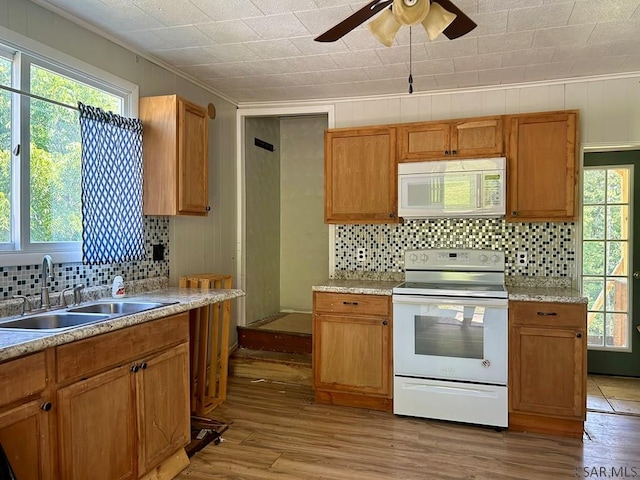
xmin=67 ymin=301 xmax=169 ymax=315
xmin=0 ymin=300 xmax=176 ymax=332
xmin=0 ymin=312 xmax=110 ymax=330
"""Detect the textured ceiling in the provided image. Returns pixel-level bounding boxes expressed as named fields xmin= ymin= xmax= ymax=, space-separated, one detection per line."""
xmin=31 ymin=0 xmax=640 ymax=105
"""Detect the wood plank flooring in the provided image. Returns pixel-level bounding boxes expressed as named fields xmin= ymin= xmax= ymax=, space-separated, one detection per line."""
xmin=588 ymin=375 xmax=640 ymax=415
xmin=178 ymin=378 xmax=640 ymax=479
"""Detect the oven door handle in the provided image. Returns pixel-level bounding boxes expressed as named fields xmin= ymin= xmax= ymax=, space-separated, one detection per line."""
xmin=392 ymin=295 xmax=508 ymax=309
xmin=401 ymin=382 xmax=500 ymax=399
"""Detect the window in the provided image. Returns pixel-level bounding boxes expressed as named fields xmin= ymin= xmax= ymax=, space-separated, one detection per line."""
xmin=0 ymin=53 xmax=11 ymax=244
xmin=582 ymin=166 xmax=632 ymax=351
xmin=0 ymin=38 xmax=136 ymax=265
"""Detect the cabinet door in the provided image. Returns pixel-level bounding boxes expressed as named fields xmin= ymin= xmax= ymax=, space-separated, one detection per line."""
xmin=0 ymin=400 xmax=51 ymax=480
xmin=136 ymin=343 xmax=190 ymax=475
xmin=178 ymin=97 xmax=209 ymax=215
xmin=510 ymin=325 xmax=585 ymax=419
xmin=452 ymin=117 xmax=503 ymax=157
xmin=313 ymin=313 xmax=391 ymax=396
xmin=325 ymin=126 xmax=398 ymax=223
xmin=57 ymin=365 xmax=136 ymax=480
xmin=398 ymin=122 xmax=450 ymax=161
xmin=506 ymin=111 xmax=578 ymax=221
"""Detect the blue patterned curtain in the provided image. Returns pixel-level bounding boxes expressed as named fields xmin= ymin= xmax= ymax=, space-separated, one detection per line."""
xmin=78 ymin=102 xmax=146 ymax=264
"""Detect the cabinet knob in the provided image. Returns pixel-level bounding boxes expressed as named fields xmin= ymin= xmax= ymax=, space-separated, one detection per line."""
xmin=131 ymin=365 xmax=139 ymax=373
xmin=444 ymin=150 xmax=450 ymax=155
xmin=451 ymin=150 xmax=457 ymax=155
xmin=512 ymin=211 xmax=518 ymax=216
xmin=41 ymin=402 xmax=52 ymax=412
xmin=382 ymin=320 xmax=388 ymax=326
xmin=343 ymin=301 xmax=359 ymax=306
xmin=206 ymin=206 xmax=211 ymax=211
xmin=140 ymin=362 xmax=148 ymax=370
xmin=576 ymin=332 xmax=582 ymax=338
xmin=537 ymin=312 xmax=557 ymax=316
xmin=389 ymin=213 xmax=395 ymax=218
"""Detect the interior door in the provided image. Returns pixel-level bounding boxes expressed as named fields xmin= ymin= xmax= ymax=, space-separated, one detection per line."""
xmin=583 ymin=150 xmax=640 ymax=376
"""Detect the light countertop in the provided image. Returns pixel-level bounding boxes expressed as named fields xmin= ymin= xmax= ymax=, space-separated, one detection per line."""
xmin=507 ymin=286 xmax=587 ymax=304
xmin=312 ymin=279 xmax=402 ymax=296
xmin=0 ymin=287 xmax=244 ymax=362
xmin=313 ymin=279 xmax=587 ymax=304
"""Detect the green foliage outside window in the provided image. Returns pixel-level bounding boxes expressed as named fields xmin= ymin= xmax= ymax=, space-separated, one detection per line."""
xmin=0 ymin=58 xmax=10 ymax=242
xmin=582 ymin=168 xmax=629 ymax=347
xmin=0 ymin=58 xmax=121 ymax=245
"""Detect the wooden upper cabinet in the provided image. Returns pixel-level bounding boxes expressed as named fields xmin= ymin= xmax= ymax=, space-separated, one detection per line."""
xmin=324 ymin=126 xmax=398 ymax=224
xmin=399 ymin=116 xmax=503 ymax=161
xmin=505 ymin=110 xmax=578 ymax=222
xmin=140 ymin=94 xmax=209 ymax=216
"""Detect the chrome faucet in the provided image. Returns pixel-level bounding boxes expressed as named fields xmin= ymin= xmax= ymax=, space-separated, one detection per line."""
xmin=61 ymin=283 xmax=85 ymax=307
xmin=41 ymin=254 xmax=54 ymax=309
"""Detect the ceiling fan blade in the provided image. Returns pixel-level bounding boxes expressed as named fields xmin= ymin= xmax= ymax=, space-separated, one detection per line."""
xmin=314 ymin=0 xmax=393 ymax=42
xmin=435 ymin=0 xmax=477 ymax=39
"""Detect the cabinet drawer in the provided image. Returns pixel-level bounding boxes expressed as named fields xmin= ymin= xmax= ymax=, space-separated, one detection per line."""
xmin=509 ymin=301 xmax=586 ymax=328
xmin=56 ymin=312 xmax=189 ymax=383
xmin=314 ymin=293 xmax=390 ymax=317
xmin=0 ymin=352 xmax=46 ymax=407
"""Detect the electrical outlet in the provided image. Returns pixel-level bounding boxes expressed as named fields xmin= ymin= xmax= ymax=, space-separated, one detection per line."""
xmin=516 ymin=251 xmax=528 ymax=265
xmin=357 ymin=248 xmax=366 ymax=263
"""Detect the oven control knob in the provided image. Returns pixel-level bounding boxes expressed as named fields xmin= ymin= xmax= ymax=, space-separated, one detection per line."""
xmin=479 ymin=254 xmax=488 ymax=263
xmin=491 ymin=254 xmax=500 ymax=264
xmin=410 ymin=254 xmax=418 ymax=262
xmin=420 ymin=254 xmax=429 ymax=263
xmin=482 ymin=359 xmax=491 ymax=368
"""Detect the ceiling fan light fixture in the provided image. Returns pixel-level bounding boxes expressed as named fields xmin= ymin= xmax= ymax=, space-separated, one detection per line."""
xmin=393 ymin=0 xmax=430 ymax=26
xmin=367 ymin=9 xmax=402 ymax=47
xmin=422 ymin=1 xmax=457 ymax=41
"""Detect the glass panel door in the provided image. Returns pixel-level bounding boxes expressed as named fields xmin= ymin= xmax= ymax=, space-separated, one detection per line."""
xmin=583 ymin=150 xmax=640 ymax=377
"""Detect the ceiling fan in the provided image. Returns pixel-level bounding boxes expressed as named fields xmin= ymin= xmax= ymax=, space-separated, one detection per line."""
xmin=315 ymin=0 xmax=477 ymax=47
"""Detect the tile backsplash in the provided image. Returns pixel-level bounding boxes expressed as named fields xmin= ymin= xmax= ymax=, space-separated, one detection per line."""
xmin=335 ymin=219 xmax=576 ymax=278
xmin=0 ymin=216 xmax=169 ymax=299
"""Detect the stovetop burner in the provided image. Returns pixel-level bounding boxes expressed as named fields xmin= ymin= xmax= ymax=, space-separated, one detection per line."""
xmin=395 ymin=248 xmax=507 ymax=300
xmin=393 ymin=281 xmax=508 ymax=299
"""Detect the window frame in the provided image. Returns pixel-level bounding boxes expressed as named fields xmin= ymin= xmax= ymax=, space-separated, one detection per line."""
xmin=0 ymin=26 xmax=138 ymax=267
xmin=581 ymin=164 xmax=634 ymax=353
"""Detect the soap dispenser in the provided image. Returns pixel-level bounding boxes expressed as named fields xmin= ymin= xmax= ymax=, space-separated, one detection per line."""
xmin=112 ymin=276 xmax=125 ymax=298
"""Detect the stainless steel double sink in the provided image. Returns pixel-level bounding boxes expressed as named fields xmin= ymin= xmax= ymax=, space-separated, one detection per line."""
xmin=0 ymin=301 xmax=175 ymax=332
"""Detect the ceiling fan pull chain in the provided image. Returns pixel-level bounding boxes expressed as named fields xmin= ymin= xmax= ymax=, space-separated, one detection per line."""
xmin=408 ymin=26 xmax=414 ymax=94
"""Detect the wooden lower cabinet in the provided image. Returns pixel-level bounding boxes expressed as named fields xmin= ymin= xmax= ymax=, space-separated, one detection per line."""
xmin=58 ymin=365 xmax=136 ymax=480
xmin=57 ymin=342 xmax=190 ymax=480
xmin=313 ymin=292 xmax=392 ymax=411
xmin=0 ymin=400 xmax=52 ymax=480
xmin=0 ymin=312 xmax=191 ymax=479
xmin=137 ymin=343 xmax=190 ymax=474
xmin=508 ymin=301 xmax=587 ymax=438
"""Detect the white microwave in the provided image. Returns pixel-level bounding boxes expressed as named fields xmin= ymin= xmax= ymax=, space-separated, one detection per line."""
xmin=398 ymin=157 xmax=506 ymax=218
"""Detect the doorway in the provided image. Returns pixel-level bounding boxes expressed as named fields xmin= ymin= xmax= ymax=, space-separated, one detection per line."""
xmin=582 ymin=150 xmax=640 ymax=377
xmin=241 ymin=113 xmax=329 ymax=331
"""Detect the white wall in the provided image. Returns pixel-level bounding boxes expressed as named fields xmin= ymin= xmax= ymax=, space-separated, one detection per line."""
xmin=328 ymin=77 xmax=640 ymax=145
xmin=280 ymin=116 xmax=329 ymax=312
xmin=245 ymin=117 xmax=281 ymax=323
